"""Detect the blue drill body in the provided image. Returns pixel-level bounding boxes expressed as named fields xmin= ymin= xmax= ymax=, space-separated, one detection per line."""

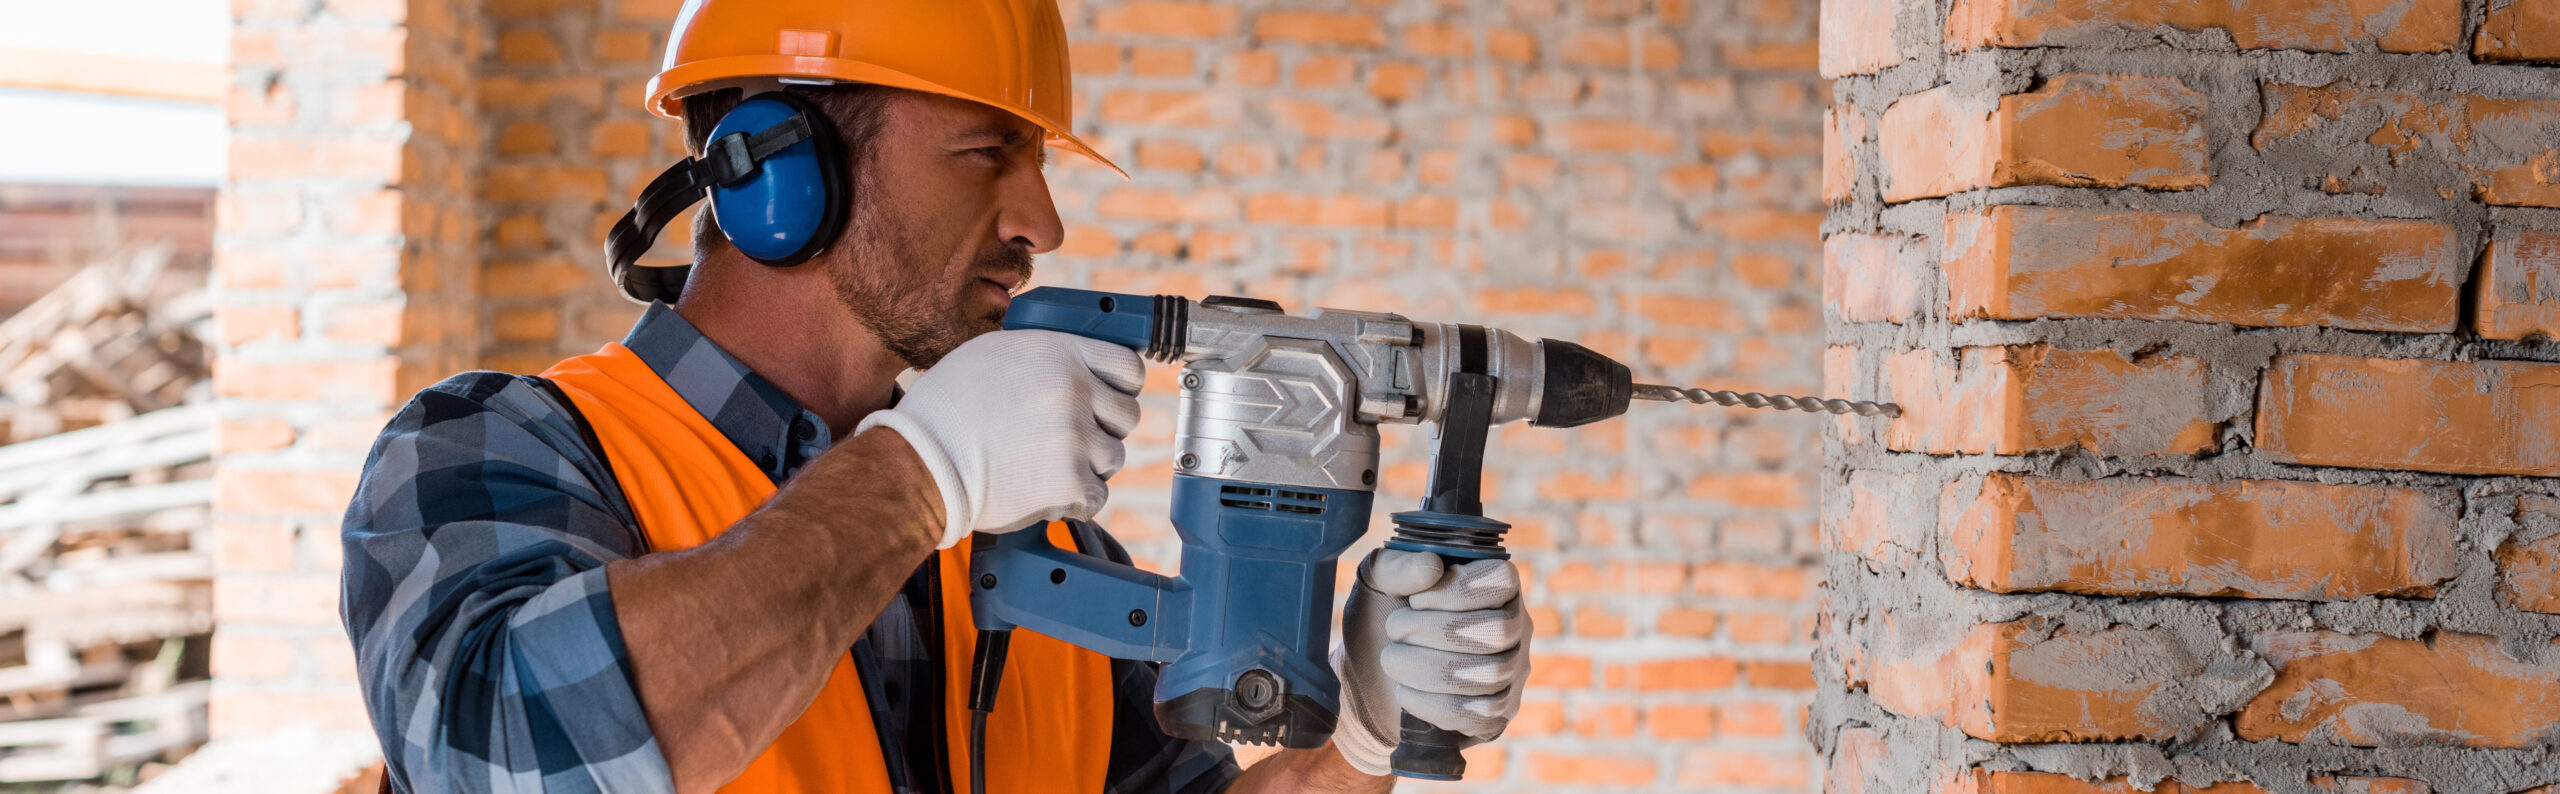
xmin=972 ymin=287 xmax=1633 ymax=777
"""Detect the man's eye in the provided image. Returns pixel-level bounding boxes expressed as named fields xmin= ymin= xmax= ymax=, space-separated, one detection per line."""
xmin=971 ymin=147 xmax=1007 ymax=161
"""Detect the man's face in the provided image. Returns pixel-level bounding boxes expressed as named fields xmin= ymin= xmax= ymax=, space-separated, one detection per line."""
xmin=823 ymin=92 xmax=1064 ymax=369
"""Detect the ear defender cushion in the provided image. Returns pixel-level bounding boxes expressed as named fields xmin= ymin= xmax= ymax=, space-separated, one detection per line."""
xmin=705 ymin=92 xmax=848 ymax=267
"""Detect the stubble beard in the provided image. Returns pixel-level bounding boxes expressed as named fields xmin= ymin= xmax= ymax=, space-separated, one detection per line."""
xmin=828 ymin=200 xmax=1033 ymax=371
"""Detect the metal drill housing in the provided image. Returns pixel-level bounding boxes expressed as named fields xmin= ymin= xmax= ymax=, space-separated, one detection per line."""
xmin=971 ymin=288 xmax=1630 ymax=758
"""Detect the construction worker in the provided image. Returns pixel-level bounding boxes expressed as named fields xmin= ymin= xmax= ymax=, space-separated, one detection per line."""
xmin=337 ymin=1 xmax=1530 ymax=792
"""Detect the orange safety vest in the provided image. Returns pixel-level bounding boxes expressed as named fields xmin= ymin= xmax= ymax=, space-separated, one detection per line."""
xmin=542 ymin=342 xmax=1119 ymax=793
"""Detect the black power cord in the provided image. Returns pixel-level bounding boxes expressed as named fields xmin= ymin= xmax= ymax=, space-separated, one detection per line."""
xmin=966 ymin=627 xmax=1011 ymax=794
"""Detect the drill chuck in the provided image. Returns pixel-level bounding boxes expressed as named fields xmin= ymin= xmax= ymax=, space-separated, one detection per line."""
xmin=1529 ymin=339 xmax=1634 ymax=427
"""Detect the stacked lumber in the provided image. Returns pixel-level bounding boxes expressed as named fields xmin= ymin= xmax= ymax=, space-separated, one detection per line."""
xmin=0 ymin=248 xmax=213 ymax=786
xmin=0 ymin=247 xmax=210 ymax=444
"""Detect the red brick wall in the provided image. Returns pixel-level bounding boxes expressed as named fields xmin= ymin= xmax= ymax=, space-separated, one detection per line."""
xmin=212 ymin=0 xmax=480 ymax=740
xmin=1820 ymin=0 xmax=2560 ymax=789
xmin=216 ymin=0 xmax=1829 ymax=788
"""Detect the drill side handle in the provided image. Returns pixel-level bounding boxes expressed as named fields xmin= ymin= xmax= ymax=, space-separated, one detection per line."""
xmin=968 ymin=522 xmax=1191 ymax=663
xmin=1380 ymin=369 xmax=1510 ymax=781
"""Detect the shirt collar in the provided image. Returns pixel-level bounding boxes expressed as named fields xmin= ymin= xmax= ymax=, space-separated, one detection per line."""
xmin=619 ymin=302 xmax=833 ymax=482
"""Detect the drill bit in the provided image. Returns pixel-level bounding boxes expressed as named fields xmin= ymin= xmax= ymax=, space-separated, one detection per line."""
xmin=1632 ymin=383 xmax=1903 ymax=418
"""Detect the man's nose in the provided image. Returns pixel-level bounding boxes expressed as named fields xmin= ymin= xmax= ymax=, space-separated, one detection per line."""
xmin=997 ymin=162 xmax=1065 ymax=255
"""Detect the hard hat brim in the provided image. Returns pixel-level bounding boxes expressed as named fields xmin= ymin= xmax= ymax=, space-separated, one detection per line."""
xmin=648 ymin=55 xmax=1126 ymax=179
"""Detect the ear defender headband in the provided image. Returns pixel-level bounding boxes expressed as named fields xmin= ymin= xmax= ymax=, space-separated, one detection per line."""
xmin=603 ymin=91 xmax=849 ymax=303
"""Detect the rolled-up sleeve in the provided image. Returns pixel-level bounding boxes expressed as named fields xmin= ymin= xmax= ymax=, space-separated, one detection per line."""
xmin=339 ymin=372 xmax=673 ymax=793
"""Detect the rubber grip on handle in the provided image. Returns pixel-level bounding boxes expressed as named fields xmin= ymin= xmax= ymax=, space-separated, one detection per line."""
xmin=1389 ymin=713 xmax=1468 ymax=780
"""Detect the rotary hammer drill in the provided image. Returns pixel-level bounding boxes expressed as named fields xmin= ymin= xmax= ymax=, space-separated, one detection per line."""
xmin=963 ymin=287 xmax=1895 ymax=783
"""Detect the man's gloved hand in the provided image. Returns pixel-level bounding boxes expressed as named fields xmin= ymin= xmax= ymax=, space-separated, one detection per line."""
xmin=1330 ymin=548 xmax=1530 ymax=776
xmin=856 ymin=330 xmax=1143 ymax=548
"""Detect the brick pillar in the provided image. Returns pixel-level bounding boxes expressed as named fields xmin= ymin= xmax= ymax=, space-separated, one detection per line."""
xmin=1820 ymin=0 xmax=2560 ymax=790
xmin=475 ymin=0 xmax=678 ymax=374
xmin=212 ymin=0 xmax=479 ymax=742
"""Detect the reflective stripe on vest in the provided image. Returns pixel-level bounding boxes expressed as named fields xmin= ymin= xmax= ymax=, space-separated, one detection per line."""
xmin=542 ymin=342 xmax=1116 ymax=793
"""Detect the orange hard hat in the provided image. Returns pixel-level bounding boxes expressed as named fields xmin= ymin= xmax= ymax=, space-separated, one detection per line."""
xmin=647 ymin=0 xmax=1123 ymax=177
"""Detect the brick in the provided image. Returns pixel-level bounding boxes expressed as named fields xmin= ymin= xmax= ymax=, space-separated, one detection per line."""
xmin=1658 ymin=607 xmax=1720 ymax=637
xmin=216 ymin=416 xmax=296 ymax=455
xmin=1879 ymin=76 xmax=2208 ymax=202
xmin=215 ymin=357 xmax=400 ymax=405
xmin=1098 ymin=89 xmax=1234 ymax=128
xmin=1253 ymin=10 xmax=1385 ymax=48
xmin=1717 ymin=702 xmax=1792 ymax=736
xmin=1822 ymin=105 xmax=1867 ymax=204
xmin=1263 ymin=99 xmax=1390 ymax=141
xmin=2477 ymin=230 xmax=2560 ymax=341
xmin=1650 ymin=703 xmax=1716 ymax=738
xmin=1744 ymin=659 xmax=1813 ymax=688
xmin=1528 ymin=751 xmax=1655 ymax=785
xmin=2239 ymin=632 xmax=2560 ymax=747
xmin=230 ymin=135 xmax=406 ymax=181
xmin=215 ymin=571 xmax=345 ymax=626
xmin=1289 ymin=53 xmax=1354 ymax=88
xmin=1820 ymin=0 xmax=1901 ymax=75
xmin=1870 ymin=619 xmax=2238 ymax=741
xmin=1527 ymin=654 xmax=1594 ymax=688
xmin=1403 ymin=23 xmax=1472 ymax=58
xmin=2497 ymin=495 xmax=2560 ymax=613
xmin=1942 ymin=473 xmax=2459 ymax=600
xmin=1944 ymin=206 xmax=2461 ymax=332
xmin=1125 ymin=45 xmax=1195 ymax=78
xmin=1561 ymin=29 xmax=1681 ymax=69
xmin=1068 ymin=41 xmax=1122 ymax=76
xmin=218 ymin=303 xmax=299 ymax=346
xmin=1680 ymin=748 xmax=1811 ymax=788
xmin=1478 ymin=287 xmax=1598 ymax=317
xmin=1948 ymin=0 xmax=2461 ymax=53
xmin=590 ymin=120 xmax=651 ymax=158
xmin=1559 ymin=118 xmax=1679 ymax=155
xmin=1885 ymin=345 xmax=2217 ymax=457
xmin=211 ymin=632 xmax=299 ymax=681
xmin=482 ymin=164 xmax=609 ymax=203
xmin=2254 ymin=84 xmax=2560 ymax=208
xmin=1728 ymin=610 xmax=1798 ymax=644
xmin=593 ymin=28 xmax=654 ymax=63
xmin=2477 ymin=0 xmax=2560 ymax=61
xmin=1094 ymin=2 xmax=1237 ymax=37
xmin=1486 ymin=29 xmax=1538 ymax=62
xmin=1214 ymin=51 xmax=1276 ymax=87
xmin=496 ymin=29 xmax=562 ymax=65
xmin=1724 ymin=39 xmax=1818 ymax=71
xmin=1688 ymin=471 xmax=1810 ymax=510
xmin=2256 ymin=354 xmax=2560 ymax=477
xmin=1960 ymin=771 xmax=2433 ymax=794
xmin=209 ymin=687 xmax=373 ymax=736
xmin=1243 ymin=193 xmax=1387 ymax=228
xmin=1823 ymin=232 xmax=1919 ymax=324
xmin=1570 ymin=604 xmax=1628 ymax=638
xmin=1609 ymin=657 xmax=1740 ymax=690
xmin=1693 ymin=561 xmax=1813 ymax=600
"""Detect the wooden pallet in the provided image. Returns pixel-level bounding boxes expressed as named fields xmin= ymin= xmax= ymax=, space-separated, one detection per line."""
xmin=0 ymin=681 xmax=207 ymax=782
xmin=0 ymin=248 xmax=208 ymax=445
xmin=0 ymin=248 xmax=216 ymax=783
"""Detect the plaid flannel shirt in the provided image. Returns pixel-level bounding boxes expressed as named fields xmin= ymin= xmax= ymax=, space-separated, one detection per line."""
xmin=340 ymin=303 xmax=1240 ymax=794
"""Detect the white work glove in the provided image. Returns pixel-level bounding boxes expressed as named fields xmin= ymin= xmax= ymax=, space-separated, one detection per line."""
xmin=855 ymin=330 xmax=1143 ymax=548
xmin=1330 ymin=548 xmax=1530 ymax=776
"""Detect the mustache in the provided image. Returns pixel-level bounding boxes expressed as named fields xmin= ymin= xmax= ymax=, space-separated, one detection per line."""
xmin=980 ymin=244 xmax=1033 ymax=284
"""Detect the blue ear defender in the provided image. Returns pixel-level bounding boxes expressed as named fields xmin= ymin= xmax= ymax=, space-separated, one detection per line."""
xmin=602 ymin=91 xmax=849 ymax=303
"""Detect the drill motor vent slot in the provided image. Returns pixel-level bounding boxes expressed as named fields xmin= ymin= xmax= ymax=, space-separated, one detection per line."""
xmin=1218 ymin=484 xmax=1329 ymax=515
